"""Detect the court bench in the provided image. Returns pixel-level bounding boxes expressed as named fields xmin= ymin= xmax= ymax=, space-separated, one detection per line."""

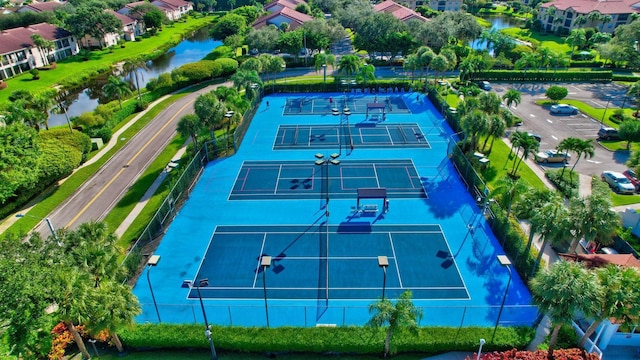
xmin=362 ymin=204 xmax=378 ymax=213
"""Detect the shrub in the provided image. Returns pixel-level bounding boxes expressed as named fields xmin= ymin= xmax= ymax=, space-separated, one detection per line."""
xmin=0 ymin=81 xmax=7 ymax=90
xmin=545 ymin=169 xmax=578 ymax=198
xmin=30 ymin=68 xmax=40 ymax=80
xmin=473 ymin=348 xmax=598 ymax=360
xmin=135 ymin=99 xmax=149 ymax=112
xmin=86 ymin=126 xmax=112 ymax=143
xmin=39 ymin=128 xmax=92 ymax=162
xmin=214 ymin=57 xmax=238 ymax=76
xmin=173 ymin=60 xmax=220 ymax=82
xmin=204 ymin=45 xmax=234 ymax=60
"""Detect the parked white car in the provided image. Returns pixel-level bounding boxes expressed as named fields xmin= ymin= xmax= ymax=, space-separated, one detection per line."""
xmin=550 ymin=104 xmax=578 ymax=115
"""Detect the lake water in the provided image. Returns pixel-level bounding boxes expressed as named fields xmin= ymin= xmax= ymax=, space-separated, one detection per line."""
xmin=50 ymin=27 xmax=221 ymax=128
xmin=470 ymin=15 xmax=523 ymax=52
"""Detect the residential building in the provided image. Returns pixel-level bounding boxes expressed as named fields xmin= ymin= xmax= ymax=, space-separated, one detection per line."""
xmin=118 ymin=0 xmax=193 ymax=21
xmin=80 ymin=9 xmax=144 ymax=47
xmin=0 ymin=22 xmax=79 ymax=80
xmin=263 ymin=0 xmax=307 ymax=13
xmin=252 ymin=7 xmax=313 ymax=31
xmin=373 ymin=0 xmax=429 ymax=23
xmin=538 ymin=0 xmax=640 ymax=34
xmin=16 ymin=0 xmax=67 ymax=13
xmin=400 ymin=0 xmax=462 ymax=11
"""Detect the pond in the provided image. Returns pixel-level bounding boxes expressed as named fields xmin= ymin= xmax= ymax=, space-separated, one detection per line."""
xmin=470 ymin=15 xmax=524 ymax=52
xmin=50 ymin=26 xmax=222 ymax=128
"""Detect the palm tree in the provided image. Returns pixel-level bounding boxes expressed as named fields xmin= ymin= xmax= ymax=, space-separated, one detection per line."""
xmin=123 ymin=59 xmax=149 ymax=101
xmin=531 ymin=198 xmax=570 ymax=276
xmin=557 ymin=137 xmax=579 ymax=176
xmin=30 ymin=34 xmax=54 ymax=66
xmin=460 ymin=110 xmax=489 ymax=151
xmin=574 ymin=15 xmax=588 ymax=28
xmin=66 ymin=221 xmax=123 ymax=287
xmin=104 ymin=75 xmax=132 ymax=110
xmin=492 ymin=175 xmax=530 ymax=218
xmin=587 ymin=11 xmax=602 ymax=27
xmin=177 ymin=114 xmax=202 ymax=149
xmin=502 ymin=89 xmax=521 ymax=109
xmin=54 ymin=269 xmax=93 ymax=359
xmin=357 ymin=63 xmax=376 ymax=88
xmin=569 ymin=138 xmax=595 ymax=181
xmin=367 ymin=290 xmax=422 ymax=357
xmin=481 ymin=115 xmax=506 ymax=153
xmin=458 ymin=55 xmax=480 ymax=83
xmin=230 ymin=69 xmax=262 ymax=99
xmin=429 ymin=54 xmax=448 ymax=81
xmin=337 ymin=54 xmax=361 ymax=81
xmin=87 ymin=280 xmax=141 ymax=353
xmin=194 ymin=92 xmax=225 ymax=143
xmin=568 ymin=192 xmax=618 ymax=254
xmin=403 ymin=54 xmax=420 ymax=82
xmin=0 ymin=54 xmax=7 ymax=79
xmin=511 ymin=133 xmax=539 ymax=175
xmin=263 ymin=55 xmax=285 ymax=91
xmin=578 ymin=266 xmax=640 ymax=347
xmin=530 ymin=261 xmax=603 ymax=356
xmin=514 ymin=52 xmax=539 ymax=81
xmin=416 ymin=46 xmax=435 ymax=85
xmin=627 ymin=80 xmax=640 ymax=117
xmin=29 ymin=90 xmax=56 ymax=130
xmin=565 ymin=29 xmax=586 ymax=59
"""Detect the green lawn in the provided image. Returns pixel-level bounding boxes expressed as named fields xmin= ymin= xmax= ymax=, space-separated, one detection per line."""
xmin=611 ymin=192 xmax=640 ymax=207
xmin=500 ymin=28 xmax=571 ymax=54
xmin=482 ymin=137 xmax=547 ymax=191
xmin=94 ymin=349 xmax=428 ymax=360
xmin=0 ymin=15 xmax=215 ymax=105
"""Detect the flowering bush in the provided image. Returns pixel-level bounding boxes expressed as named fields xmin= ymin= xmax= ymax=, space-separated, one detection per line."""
xmin=466 ymin=348 xmax=600 ymax=360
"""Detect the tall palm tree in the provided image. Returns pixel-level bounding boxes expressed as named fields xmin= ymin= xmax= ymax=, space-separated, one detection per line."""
xmin=557 ymin=137 xmax=579 ymax=176
xmin=104 ymin=75 xmax=132 ymax=110
xmin=177 ymin=114 xmax=202 ymax=149
xmin=230 ymin=69 xmax=262 ymax=99
xmin=30 ymin=34 xmax=54 ymax=66
xmin=502 ymin=89 xmax=521 ymax=109
xmin=531 ymin=198 xmax=570 ymax=276
xmin=367 ymin=290 xmax=422 ymax=357
xmin=429 ymin=54 xmax=448 ymax=81
xmin=568 ymin=192 xmax=618 ymax=254
xmin=403 ymin=54 xmax=420 ymax=82
xmin=357 ymin=63 xmax=376 ymax=88
xmin=511 ymin=133 xmax=539 ymax=175
xmin=481 ymin=115 xmax=506 ymax=153
xmin=578 ymin=266 xmax=640 ymax=347
xmin=123 ymin=59 xmax=149 ymax=101
xmin=460 ymin=110 xmax=489 ymax=151
xmin=569 ymin=138 xmax=595 ymax=181
xmin=194 ymin=92 xmax=225 ymax=143
xmin=54 ymin=269 xmax=93 ymax=359
xmin=566 ymin=29 xmax=586 ymax=59
xmin=520 ymin=192 xmax=562 ymax=262
xmin=530 ymin=261 xmax=603 ymax=356
xmin=416 ymin=46 xmax=435 ymax=84
xmin=337 ymin=54 xmax=361 ymax=81
xmin=29 ymin=90 xmax=56 ymax=130
xmin=66 ymin=221 xmax=123 ymax=287
xmin=514 ymin=52 xmax=539 ymax=81
xmin=263 ymin=55 xmax=285 ymax=91
xmin=492 ymin=175 xmax=530 ymax=218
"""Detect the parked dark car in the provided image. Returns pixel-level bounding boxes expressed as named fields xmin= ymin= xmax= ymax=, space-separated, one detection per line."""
xmin=598 ymin=127 xmax=619 ymax=140
xmin=623 ymin=169 xmax=640 ymax=191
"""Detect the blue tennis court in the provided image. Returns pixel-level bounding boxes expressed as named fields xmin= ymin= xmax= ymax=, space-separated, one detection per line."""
xmin=274 ymin=123 xmax=430 ymax=149
xmin=229 ymin=160 xmax=425 ymax=200
xmin=190 ymin=224 xmax=467 ymax=300
xmin=133 ymin=92 xmax=535 ymax=328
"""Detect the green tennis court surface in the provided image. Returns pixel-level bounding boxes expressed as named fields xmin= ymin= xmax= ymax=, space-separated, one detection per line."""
xmin=274 ymin=123 xmax=430 ymax=149
xmin=283 ymin=95 xmax=411 ymax=115
xmin=229 ymin=160 xmax=426 ymax=200
xmin=189 ymin=224 xmax=468 ymax=300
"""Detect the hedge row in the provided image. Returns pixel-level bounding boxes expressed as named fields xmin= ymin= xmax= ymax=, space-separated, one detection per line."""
xmin=474 ymin=70 xmax=612 ymax=82
xmin=119 ymin=324 xmax=535 ymax=354
xmin=612 ymin=74 xmax=640 ymax=82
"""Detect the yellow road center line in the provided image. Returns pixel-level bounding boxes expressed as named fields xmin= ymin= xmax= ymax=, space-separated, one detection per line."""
xmin=65 ymin=99 xmax=195 ymax=228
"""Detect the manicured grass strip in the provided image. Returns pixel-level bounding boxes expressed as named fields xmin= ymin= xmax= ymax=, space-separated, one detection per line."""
xmin=500 ymin=28 xmax=571 ymax=54
xmin=611 ymin=193 xmax=640 ymax=207
xmin=483 ymin=138 xmax=547 ymax=191
xmin=0 ymin=15 xmax=215 ymax=104
xmin=6 ymin=92 xmax=187 ymax=239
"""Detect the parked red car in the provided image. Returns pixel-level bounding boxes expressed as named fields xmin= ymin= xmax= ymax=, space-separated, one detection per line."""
xmin=623 ymin=169 xmax=640 ymax=192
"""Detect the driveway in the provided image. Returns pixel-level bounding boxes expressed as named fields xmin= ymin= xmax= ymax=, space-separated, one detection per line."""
xmin=493 ymin=82 xmax=630 ymax=177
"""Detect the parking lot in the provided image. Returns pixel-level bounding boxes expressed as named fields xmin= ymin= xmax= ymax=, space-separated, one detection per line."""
xmin=492 ymin=82 xmax=630 ymax=176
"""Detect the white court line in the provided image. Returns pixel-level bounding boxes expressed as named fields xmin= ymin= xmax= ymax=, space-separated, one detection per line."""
xmin=388 ymin=232 xmax=403 ymax=288
xmin=252 ymin=232 xmax=268 ymax=288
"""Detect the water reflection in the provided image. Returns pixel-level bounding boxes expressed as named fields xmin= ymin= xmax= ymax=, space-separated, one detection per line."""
xmin=49 ymin=26 xmax=221 ymax=128
xmin=470 ymin=15 xmax=523 ymax=52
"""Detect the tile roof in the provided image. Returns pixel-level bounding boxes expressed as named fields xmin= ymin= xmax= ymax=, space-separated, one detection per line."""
xmin=373 ymin=0 xmax=428 ymax=22
xmin=107 ymin=9 xmax=136 ymax=25
xmin=264 ymin=0 xmax=306 ymax=11
xmin=253 ymin=7 xmax=313 ymax=30
xmin=153 ymin=0 xmax=190 ymax=10
xmin=124 ymin=1 xmax=148 ymax=9
xmin=0 ymin=22 xmax=72 ymax=55
xmin=22 ymin=1 xmax=66 ymax=12
xmin=540 ymin=0 xmax=640 ymax=15
xmin=559 ymin=253 xmax=640 ymax=269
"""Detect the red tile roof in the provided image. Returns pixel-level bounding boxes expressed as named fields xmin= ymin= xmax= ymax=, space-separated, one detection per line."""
xmin=0 ymin=22 xmax=72 ymax=55
xmin=22 ymin=1 xmax=67 ymax=13
xmin=153 ymin=0 xmax=191 ymax=10
xmin=124 ymin=1 xmax=148 ymax=9
xmin=540 ymin=0 xmax=640 ymax=15
xmin=253 ymin=7 xmax=313 ymax=30
xmin=373 ymin=0 xmax=428 ymax=22
xmin=264 ymin=0 xmax=306 ymax=11
xmin=559 ymin=253 xmax=640 ymax=270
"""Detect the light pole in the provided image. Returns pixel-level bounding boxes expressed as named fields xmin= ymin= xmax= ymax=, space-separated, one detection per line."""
xmin=600 ymin=95 xmax=612 ymax=127
xmin=261 ymin=255 xmax=272 ymax=328
xmin=225 ymin=110 xmax=235 ymax=150
xmin=16 ymin=213 xmax=58 ymax=241
xmin=331 ymin=106 xmax=352 ymax=154
xmin=193 ymin=279 xmax=218 ymax=360
xmin=378 ymin=256 xmax=388 ymax=300
xmin=492 ymin=255 xmax=513 ymax=342
xmin=88 ymin=339 xmax=99 ymax=358
xmin=476 ymin=338 xmax=486 ymax=360
xmin=281 ymin=64 xmax=286 ymax=87
xmin=315 ymin=153 xmax=340 ymax=207
xmin=146 ymin=254 xmax=161 ymax=323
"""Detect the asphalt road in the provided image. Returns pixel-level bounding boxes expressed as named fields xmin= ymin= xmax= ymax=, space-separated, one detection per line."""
xmin=492 ymin=82 xmax=630 ymax=177
xmin=35 ymin=84 xmax=220 ymax=235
